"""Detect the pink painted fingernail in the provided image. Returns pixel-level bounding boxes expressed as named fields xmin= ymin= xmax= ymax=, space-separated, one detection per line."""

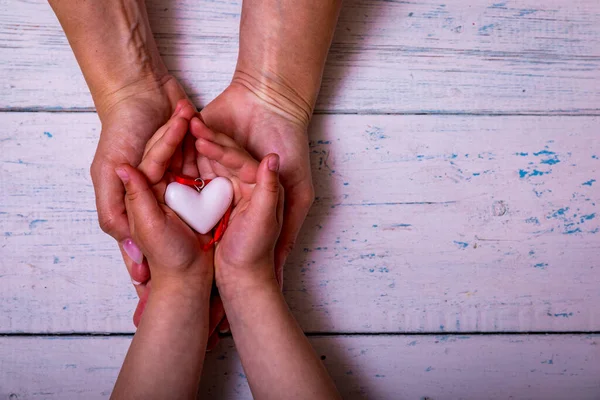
xmin=122 ymin=239 xmax=143 ymax=264
xmin=172 ymin=102 xmax=183 ymax=117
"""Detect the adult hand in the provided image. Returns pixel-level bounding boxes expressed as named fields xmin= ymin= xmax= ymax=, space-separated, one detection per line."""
xmin=91 ymin=77 xmax=189 ymax=297
xmin=200 ymin=82 xmax=315 ymax=285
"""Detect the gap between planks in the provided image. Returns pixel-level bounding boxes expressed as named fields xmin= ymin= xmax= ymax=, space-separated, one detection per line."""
xmin=2 ymin=108 xmax=600 ymax=117
xmin=2 ymin=331 xmax=600 ymax=337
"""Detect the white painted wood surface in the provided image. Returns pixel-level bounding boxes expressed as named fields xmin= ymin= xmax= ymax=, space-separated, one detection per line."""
xmin=1 ymin=113 xmax=598 ymax=333
xmin=1 ymin=335 xmax=599 ymax=399
xmin=2 ymin=0 xmax=599 ymax=396
xmin=2 ymin=0 xmax=600 ymax=113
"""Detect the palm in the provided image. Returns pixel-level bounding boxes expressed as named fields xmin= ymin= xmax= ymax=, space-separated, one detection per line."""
xmin=91 ymin=76 xmax=189 ymax=242
xmin=200 ymin=82 xmax=315 ymax=282
xmin=96 ymin=77 xmax=188 ymax=168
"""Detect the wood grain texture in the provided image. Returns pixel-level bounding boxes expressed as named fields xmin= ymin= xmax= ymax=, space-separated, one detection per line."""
xmin=1 ymin=0 xmax=600 ymax=113
xmin=0 ymin=335 xmax=598 ymax=399
xmin=1 ymin=113 xmax=598 ymax=333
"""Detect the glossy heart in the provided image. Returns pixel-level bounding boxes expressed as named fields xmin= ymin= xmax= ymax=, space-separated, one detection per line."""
xmin=165 ymin=177 xmax=234 ymax=234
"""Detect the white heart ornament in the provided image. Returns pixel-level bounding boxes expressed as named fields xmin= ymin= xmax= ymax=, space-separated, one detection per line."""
xmin=165 ymin=177 xmax=234 ymax=234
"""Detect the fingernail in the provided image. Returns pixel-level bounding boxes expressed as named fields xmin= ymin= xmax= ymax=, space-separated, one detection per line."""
xmin=115 ymin=168 xmax=129 ymax=184
xmin=172 ymin=102 xmax=182 ymax=117
xmin=131 ymin=278 xmax=142 ymax=286
xmin=122 ymin=238 xmax=143 ymax=264
xmin=268 ymin=154 xmax=280 ymax=172
xmin=219 ymin=327 xmax=230 ymax=334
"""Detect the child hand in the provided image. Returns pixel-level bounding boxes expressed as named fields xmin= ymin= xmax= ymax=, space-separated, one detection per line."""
xmin=116 ymin=113 xmax=213 ymax=294
xmin=191 ymin=117 xmax=283 ymax=293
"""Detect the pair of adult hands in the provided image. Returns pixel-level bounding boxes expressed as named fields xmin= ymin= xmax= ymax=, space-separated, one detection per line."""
xmin=91 ymin=75 xmax=314 ymax=331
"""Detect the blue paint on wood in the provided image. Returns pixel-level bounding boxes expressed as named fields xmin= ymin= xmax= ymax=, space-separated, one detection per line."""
xmin=366 ymin=126 xmax=388 ymax=140
xmin=43 ymin=131 xmax=53 ymax=138
xmin=582 ymin=179 xmax=596 ymax=186
xmin=479 ymin=24 xmax=495 ymax=33
xmin=541 ymin=158 xmax=560 ymax=165
xmin=580 ymin=213 xmax=596 ymax=222
xmin=454 ymin=241 xmax=468 ymax=249
xmin=549 ymin=208 xmax=569 ymax=218
xmin=29 ymin=219 xmax=47 ymax=229
xmin=533 ymin=150 xmax=555 ymax=156
xmin=529 ymin=169 xmax=549 ymax=177
xmin=564 ymin=227 xmax=582 ymax=234
xmin=518 ymin=9 xmax=537 ymax=16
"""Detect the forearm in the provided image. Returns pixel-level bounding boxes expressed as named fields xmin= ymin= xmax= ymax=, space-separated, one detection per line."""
xmin=112 ymin=283 xmax=211 ymax=400
xmin=234 ymin=0 xmax=342 ymax=125
xmin=48 ymin=0 xmax=169 ymax=116
xmin=221 ymin=278 xmax=340 ymax=400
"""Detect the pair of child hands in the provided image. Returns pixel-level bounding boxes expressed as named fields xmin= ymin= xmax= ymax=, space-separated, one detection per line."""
xmin=116 ymin=100 xmax=283 ymax=305
xmin=110 ymin=100 xmax=340 ymax=399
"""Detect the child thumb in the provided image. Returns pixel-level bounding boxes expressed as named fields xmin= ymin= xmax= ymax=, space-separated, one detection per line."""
xmin=115 ymin=165 xmax=163 ymax=230
xmin=250 ymin=154 xmax=281 ymax=219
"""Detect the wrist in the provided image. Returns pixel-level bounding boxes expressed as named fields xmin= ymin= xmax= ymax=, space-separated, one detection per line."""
xmin=51 ymin=0 xmax=171 ymax=117
xmin=96 ymin=73 xmax=185 ymax=127
xmin=231 ymin=69 xmax=313 ymax=129
xmin=216 ymin=265 xmax=280 ymax=304
xmin=151 ymin=261 xmax=214 ymax=305
xmin=151 ymin=278 xmax=212 ymax=310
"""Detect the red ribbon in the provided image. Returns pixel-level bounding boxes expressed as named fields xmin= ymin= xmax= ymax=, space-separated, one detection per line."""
xmin=174 ymin=175 xmax=212 ymax=187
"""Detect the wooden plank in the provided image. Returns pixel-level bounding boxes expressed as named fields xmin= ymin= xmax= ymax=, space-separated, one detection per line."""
xmin=0 ymin=335 xmax=598 ymax=399
xmin=1 ymin=113 xmax=598 ymax=333
xmin=1 ymin=0 xmax=600 ymax=113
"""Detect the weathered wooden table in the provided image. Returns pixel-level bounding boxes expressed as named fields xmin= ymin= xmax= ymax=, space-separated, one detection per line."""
xmin=1 ymin=0 xmax=599 ymax=398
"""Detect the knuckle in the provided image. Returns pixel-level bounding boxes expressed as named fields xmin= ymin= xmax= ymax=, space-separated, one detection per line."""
xmin=98 ymin=214 xmax=118 ymax=235
xmin=298 ymin=185 xmax=315 ymax=208
xmin=265 ymin=181 xmax=280 ymax=194
xmin=126 ymin=185 xmax=150 ymax=203
xmin=89 ymin=158 xmax=102 ymax=181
